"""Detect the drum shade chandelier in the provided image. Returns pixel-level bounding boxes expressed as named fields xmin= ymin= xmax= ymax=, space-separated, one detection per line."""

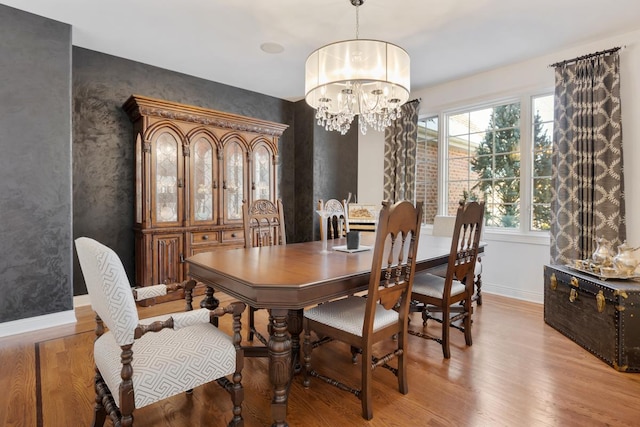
xmin=305 ymin=0 xmax=410 ymax=135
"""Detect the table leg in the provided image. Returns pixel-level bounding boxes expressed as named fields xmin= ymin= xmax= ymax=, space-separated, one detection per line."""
xmin=200 ymin=285 xmax=220 ymax=326
xmin=268 ymin=308 xmax=291 ymax=427
xmin=288 ymin=309 xmax=303 ymax=374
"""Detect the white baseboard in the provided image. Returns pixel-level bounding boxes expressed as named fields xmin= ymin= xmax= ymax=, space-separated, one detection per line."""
xmin=481 ymin=282 xmax=543 ymax=304
xmin=0 ymin=309 xmax=76 ymax=338
xmin=73 ymin=294 xmax=91 ymax=308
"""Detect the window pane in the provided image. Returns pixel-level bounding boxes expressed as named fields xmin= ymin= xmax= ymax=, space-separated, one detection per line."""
xmin=448 ymin=135 xmax=470 ymax=157
xmin=448 ymin=113 xmax=469 ymax=137
xmin=446 ymin=102 xmax=522 ymax=229
xmin=494 ymin=128 xmax=520 ymax=153
xmin=533 ymin=95 xmax=554 ymax=122
xmin=469 ymin=108 xmax=492 ymax=130
xmin=532 ymin=204 xmax=551 ymax=231
xmin=531 ymin=94 xmax=554 ymax=231
xmin=416 ymin=116 xmax=438 ymax=224
xmin=533 ymin=178 xmax=551 ymax=203
xmin=448 ymin=157 xmax=471 ymax=181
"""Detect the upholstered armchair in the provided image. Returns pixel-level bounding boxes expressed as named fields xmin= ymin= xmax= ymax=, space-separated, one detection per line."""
xmin=75 ymin=237 xmax=245 ymax=427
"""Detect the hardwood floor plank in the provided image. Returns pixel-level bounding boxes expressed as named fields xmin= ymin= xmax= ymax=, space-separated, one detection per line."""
xmin=0 ymin=344 xmax=37 ymax=427
xmin=1 ymin=293 xmax=639 ymax=426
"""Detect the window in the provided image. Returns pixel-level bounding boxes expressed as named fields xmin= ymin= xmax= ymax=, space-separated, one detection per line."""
xmin=416 ymin=93 xmax=553 ymax=233
xmin=447 ymin=101 xmax=521 ymax=228
xmin=415 ymin=116 xmax=439 ymax=224
xmin=531 ymin=95 xmax=553 ymax=231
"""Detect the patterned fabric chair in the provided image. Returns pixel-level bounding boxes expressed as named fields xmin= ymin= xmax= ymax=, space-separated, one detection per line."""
xmin=242 ymin=199 xmax=286 ymax=345
xmin=409 ymin=201 xmax=484 ymax=359
xmin=318 ymin=198 xmax=349 ymax=239
xmin=75 ymin=237 xmax=245 ymax=427
xmin=303 ymin=200 xmax=423 ymax=420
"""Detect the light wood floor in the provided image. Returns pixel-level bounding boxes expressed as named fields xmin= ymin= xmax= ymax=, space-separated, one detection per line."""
xmin=1 ymin=293 xmax=639 ymax=427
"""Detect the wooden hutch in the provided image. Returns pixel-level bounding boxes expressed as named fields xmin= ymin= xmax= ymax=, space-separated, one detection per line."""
xmin=123 ymin=95 xmax=288 ymax=302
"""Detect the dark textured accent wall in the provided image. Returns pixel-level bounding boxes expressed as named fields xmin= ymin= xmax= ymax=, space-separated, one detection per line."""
xmin=312 ymin=118 xmax=359 ymax=240
xmin=292 ymin=101 xmax=358 ymax=242
xmin=72 ymin=47 xmax=297 ymax=295
xmin=0 ymin=6 xmax=73 ymax=322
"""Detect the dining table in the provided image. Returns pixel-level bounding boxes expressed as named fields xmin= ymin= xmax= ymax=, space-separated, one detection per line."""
xmin=186 ymin=233 xmax=485 ymax=427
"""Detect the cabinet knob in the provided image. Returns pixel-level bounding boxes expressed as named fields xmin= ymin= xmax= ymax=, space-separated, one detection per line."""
xmin=202 ymin=234 xmax=209 ymax=240
xmin=231 ymin=233 xmax=237 ymax=238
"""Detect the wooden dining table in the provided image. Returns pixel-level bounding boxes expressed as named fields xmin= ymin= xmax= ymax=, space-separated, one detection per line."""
xmin=186 ymin=233 xmax=484 ymax=427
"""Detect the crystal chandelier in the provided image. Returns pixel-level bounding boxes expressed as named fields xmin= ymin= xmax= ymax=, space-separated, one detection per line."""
xmin=304 ymin=0 xmax=410 ymax=135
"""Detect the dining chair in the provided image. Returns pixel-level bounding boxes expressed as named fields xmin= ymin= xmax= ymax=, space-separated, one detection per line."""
xmin=242 ymin=199 xmax=286 ymax=344
xmin=430 ymin=213 xmax=484 ymax=305
xmin=318 ymin=198 xmax=349 ymax=239
xmin=303 ymin=200 xmax=423 ymax=420
xmin=75 ymin=237 xmax=245 ymax=427
xmin=409 ymin=201 xmax=484 ymax=359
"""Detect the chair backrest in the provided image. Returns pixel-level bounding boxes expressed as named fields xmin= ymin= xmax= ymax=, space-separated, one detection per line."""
xmin=445 ymin=201 xmax=485 ymax=286
xmin=364 ymin=200 xmax=423 ymax=335
xmin=75 ymin=237 xmax=139 ymax=346
xmin=243 ymin=199 xmax=286 ymax=247
xmin=318 ymin=198 xmax=349 ymax=239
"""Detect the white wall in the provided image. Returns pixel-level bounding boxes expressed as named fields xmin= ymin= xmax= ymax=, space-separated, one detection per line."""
xmin=358 ymin=28 xmax=640 ymax=303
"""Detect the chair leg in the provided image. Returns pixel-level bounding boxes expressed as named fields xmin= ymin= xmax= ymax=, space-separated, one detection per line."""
xmin=463 ymin=298 xmax=473 ymax=346
xmin=350 ymin=345 xmax=360 ymax=364
xmin=475 ymin=273 xmax=483 ymax=305
xmin=397 ymin=331 xmax=408 ymax=395
xmin=441 ymin=305 xmax=451 ymax=359
xmin=361 ymin=347 xmax=373 ymax=421
xmin=247 ymin=307 xmax=255 ymax=341
xmin=303 ymin=325 xmax=312 ymax=388
xmin=229 ymin=373 xmax=243 ymax=426
xmin=91 ymin=375 xmax=107 ymax=427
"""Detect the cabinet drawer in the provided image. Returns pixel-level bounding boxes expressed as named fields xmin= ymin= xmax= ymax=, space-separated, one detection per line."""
xmin=190 ymin=244 xmax=221 ymax=256
xmin=191 ymin=231 xmax=220 ymax=245
xmin=222 ymin=229 xmax=243 ymax=243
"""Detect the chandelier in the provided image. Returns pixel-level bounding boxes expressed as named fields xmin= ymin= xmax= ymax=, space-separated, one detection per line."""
xmin=304 ymin=0 xmax=410 ymax=135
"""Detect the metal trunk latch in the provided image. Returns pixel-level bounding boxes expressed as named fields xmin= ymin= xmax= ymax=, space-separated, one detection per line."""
xmin=596 ymin=290 xmax=605 ymax=313
xmin=569 ymin=288 xmax=578 ymax=302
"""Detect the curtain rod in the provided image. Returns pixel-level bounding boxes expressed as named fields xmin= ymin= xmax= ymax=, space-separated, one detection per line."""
xmin=549 ymin=46 xmax=624 ymax=68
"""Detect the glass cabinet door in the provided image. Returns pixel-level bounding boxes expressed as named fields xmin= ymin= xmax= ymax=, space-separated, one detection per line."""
xmin=192 ymin=137 xmax=216 ymax=223
xmin=154 ymin=132 xmax=180 ymax=224
xmin=224 ymin=141 xmax=245 ymax=221
xmin=253 ymin=144 xmax=272 ymax=200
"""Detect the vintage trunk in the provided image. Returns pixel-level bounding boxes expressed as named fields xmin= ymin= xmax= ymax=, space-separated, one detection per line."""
xmin=543 ymin=264 xmax=640 ymax=372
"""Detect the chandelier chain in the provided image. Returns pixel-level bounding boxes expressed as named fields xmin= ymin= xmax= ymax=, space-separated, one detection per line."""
xmin=355 ymin=2 xmax=359 ymax=39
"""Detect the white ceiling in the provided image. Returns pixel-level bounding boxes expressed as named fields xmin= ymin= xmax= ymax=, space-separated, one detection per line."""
xmin=4 ymin=0 xmax=640 ymax=101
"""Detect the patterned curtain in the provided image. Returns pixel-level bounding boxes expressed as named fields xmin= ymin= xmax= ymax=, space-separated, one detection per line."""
xmin=383 ymin=99 xmax=420 ymax=203
xmin=550 ymin=52 xmax=625 ymax=265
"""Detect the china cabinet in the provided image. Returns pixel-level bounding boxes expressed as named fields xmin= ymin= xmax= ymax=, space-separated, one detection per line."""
xmin=123 ymin=95 xmax=288 ymax=302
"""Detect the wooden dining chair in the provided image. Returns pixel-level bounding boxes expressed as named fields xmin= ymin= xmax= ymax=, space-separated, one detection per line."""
xmin=242 ymin=199 xmax=286 ymax=344
xmin=75 ymin=237 xmax=245 ymax=427
xmin=409 ymin=201 xmax=484 ymax=358
xmin=430 ymin=213 xmax=484 ymax=304
xmin=318 ymin=198 xmax=349 ymax=239
xmin=303 ymin=200 xmax=423 ymax=420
